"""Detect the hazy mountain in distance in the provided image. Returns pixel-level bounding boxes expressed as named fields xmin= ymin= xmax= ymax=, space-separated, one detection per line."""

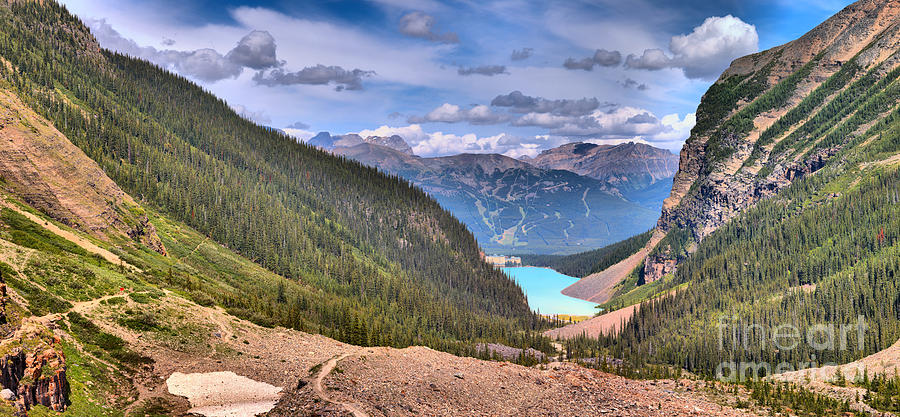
xmin=333 ymin=141 xmax=659 ymax=254
xmin=310 ymin=131 xmax=414 ymax=154
xmin=523 ymin=142 xmax=680 ymax=193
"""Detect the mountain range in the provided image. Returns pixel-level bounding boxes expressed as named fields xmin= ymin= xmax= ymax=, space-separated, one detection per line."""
xmin=320 ymin=135 xmax=677 ymax=254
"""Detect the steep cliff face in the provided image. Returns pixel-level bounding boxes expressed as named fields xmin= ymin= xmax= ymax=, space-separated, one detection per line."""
xmin=647 ymin=0 xmax=900 ymax=281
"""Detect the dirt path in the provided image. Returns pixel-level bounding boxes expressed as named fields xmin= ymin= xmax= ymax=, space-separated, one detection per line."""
xmin=313 ymin=354 xmax=369 ymax=417
xmin=173 ymin=236 xmax=209 ymax=266
xmin=1 ymin=201 xmax=139 ymax=272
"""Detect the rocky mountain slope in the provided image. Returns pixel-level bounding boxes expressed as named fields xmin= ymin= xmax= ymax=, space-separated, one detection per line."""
xmin=564 ymin=0 xmax=900 ymax=300
xmin=649 ymin=0 xmax=900 ymax=279
xmin=333 ymin=142 xmax=659 ymax=254
xmin=523 ymin=142 xmax=679 ymax=194
xmin=0 ymin=88 xmax=165 ymax=255
xmin=549 ymin=2 xmax=900 ymax=406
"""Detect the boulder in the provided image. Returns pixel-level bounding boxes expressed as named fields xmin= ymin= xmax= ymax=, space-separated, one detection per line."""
xmin=1 ymin=388 xmax=14 ymax=401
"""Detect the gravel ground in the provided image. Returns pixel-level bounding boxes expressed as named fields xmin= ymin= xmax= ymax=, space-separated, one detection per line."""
xmin=268 ymin=346 xmax=760 ymax=417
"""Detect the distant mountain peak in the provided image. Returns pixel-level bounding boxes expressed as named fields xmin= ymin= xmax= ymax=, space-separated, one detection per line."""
xmin=309 ymin=131 xmax=414 ymax=155
xmin=526 ymin=141 xmax=679 ymax=191
xmin=364 ymin=134 xmax=414 ymax=155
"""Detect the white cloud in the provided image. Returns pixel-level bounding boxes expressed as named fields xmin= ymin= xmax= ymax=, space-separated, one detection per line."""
xmin=512 ymin=112 xmax=575 ymax=129
xmin=670 ymin=15 xmax=758 ymax=79
xmin=399 ymin=11 xmax=459 ymax=43
xmin=231 ymin=104 xmax=271 ymax=125
xmin=357 ymin=124 xmax=551 ymax=157
xmin=502 ymin=143 xmax=542 ymax=159
xmin=284 ymin=128 xmax=316 ymax=141
xmin=409 ymin=103 xmax=509 ymax=124
xmin=625 ymin=15 xmax=758 ymax=80
xmin=508 ymin=106 xmax=694 ymax=150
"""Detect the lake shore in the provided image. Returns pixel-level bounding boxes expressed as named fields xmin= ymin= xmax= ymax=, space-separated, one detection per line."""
xmin=502 ymin=267 xmax=599 ymax=317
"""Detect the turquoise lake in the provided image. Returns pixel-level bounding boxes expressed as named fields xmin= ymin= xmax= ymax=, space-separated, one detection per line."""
xmin=502 ymin=267 xmax=599 ymax=316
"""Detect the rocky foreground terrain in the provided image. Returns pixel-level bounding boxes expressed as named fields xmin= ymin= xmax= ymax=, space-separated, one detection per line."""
xmin=18 ymin=273 xmax=754 ymax=417
xmin=269 ymin=346 xmax=759 ymax=417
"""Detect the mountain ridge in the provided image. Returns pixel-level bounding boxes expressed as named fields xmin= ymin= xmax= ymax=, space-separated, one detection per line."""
xmin=562 ymin=0 xmax=900 ymax=302
xmin=332 ymin=141 xmax=665 ymax=254
xmin=330 ymin=139 xmax=677 ymax=253
xmin=523 ymin=141 xmax=679 ymax=193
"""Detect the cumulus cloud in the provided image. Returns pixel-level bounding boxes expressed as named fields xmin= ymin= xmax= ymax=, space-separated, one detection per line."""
xmin=225 ymin=30 xmax=281 ymax=70
xmin=490 ymin=91 xmax=608 ymax=116
xmin=563 ymin=49 xmax=622 ymax=71
xmin=399 ymin=11 xmax=459 ymax=43
xmin=253 ymin=65 xmax=376 ymax=91
xmin=231 ymin=104 xmax=271 ymax=125
xmin=625 ymin=112 xmax=658 ymax=124
xmin=357 ymin=124 xmax=550 ymax=157
xmin=624 ymin=48 xmax=672 ymax=70
xmin=457 ymin=65 xmax=508 ymax=76
xmin=284 ymin=128 xmax=315 ymax=142
xmin=86 ymin=19 xmax=283 ymax=82
xmin=547 ymin=106 xmax=694 ymax=145
xmin=510 ymin=48 xmax=533 ymax=61
xmin=625 ymin=15 xmax=758 ymax=80
xmin=408 ymin=103 xmax=509 ymax=125
xmin=511 ymin=112 xmax=580 ymax=129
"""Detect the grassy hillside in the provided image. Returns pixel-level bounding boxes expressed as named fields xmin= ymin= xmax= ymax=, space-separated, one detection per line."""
xmin=0 ymin=1 xmax=549 ymax=353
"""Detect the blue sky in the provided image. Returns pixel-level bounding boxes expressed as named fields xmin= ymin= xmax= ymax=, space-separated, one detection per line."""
xmin=60 ymin=0 xmax=852 ymax=157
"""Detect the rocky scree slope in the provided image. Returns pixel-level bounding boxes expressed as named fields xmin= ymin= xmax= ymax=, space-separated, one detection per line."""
xmin=0 ymin=88 xmax=164 ymax=255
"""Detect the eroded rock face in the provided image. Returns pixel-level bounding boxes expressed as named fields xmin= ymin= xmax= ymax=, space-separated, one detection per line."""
xmin=0 ymin=322 xmax=69 ymax=416
xmin=642 ymin=256 xmax=677 ymax=284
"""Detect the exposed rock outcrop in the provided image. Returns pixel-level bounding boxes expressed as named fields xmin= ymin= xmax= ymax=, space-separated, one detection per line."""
xmin=0 ymin=321 xmax=69 ymax=416
xmin=560 ymin=0 xmax=900 ymax=298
